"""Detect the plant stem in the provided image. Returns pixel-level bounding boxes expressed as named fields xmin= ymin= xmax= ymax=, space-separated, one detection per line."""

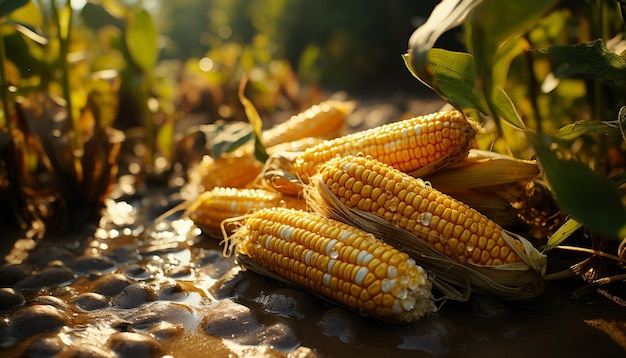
xmin=52 ymin=0 xmax=79 ymax=152
xmin=0 ymin=24 xmax=12 ymax=131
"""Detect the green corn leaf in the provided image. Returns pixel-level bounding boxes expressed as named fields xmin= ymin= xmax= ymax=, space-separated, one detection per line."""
xmin=210 ymin=122 xmax=252 ymax=158
xmin=553 ymin=120 xmax=622 ymax=141
xmin=403 ymin=49 xmax=486 ymax=113
xmin=538 ymin=39 xmax=626 ymax=81
xmin=125 ymin=9 xmax=158 ymax=73
xmin=545 ymin=218 xmax=583 ymax=251
xmin=528 ymin=133 xmax=626 ymax=239
xmin=553 ymin=106 xmax=626 ymax=141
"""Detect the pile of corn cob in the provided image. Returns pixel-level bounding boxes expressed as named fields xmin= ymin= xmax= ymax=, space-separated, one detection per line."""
xmin=184 ymin=100 xmax=552 ymax=323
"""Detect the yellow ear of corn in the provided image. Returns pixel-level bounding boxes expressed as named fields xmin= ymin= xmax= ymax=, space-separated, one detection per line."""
xmin=262 ymin=100 xmax=355 ymax=148
xmin=187 ymin=187 xmax=307 ymax=234
xmin=306 ymin=155 xmax=547 ymax=300
xmin=225 ymin=207 xmax=436 ymax=323
xmin=292 ymin=110 xmax=480 ymax=181
xmin=189 ymin=137 xmax=325 ymax=191
xmin=190 ymin=154 xmax=264 ymax=191
xmin=313 ymin=155 xmax=539 ymax=266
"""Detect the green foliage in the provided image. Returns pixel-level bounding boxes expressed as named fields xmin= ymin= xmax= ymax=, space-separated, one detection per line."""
xmin=538 ymin=39 xmax=626 ymax=81
xmin=0 ymin=0 xmax=29 ymax=18
xmin=125 ymin=8 xmax=158 ymax=73
xmin=406 ymin=0 xmax=626 ymax=240
xmin=529 ymin=133 xmax=626 ymax=238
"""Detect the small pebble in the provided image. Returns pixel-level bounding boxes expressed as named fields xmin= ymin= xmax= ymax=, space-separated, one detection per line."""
xmin=67 ymin=255 xmax=116 ymax=274
xmin=147 ymin=321 xmax=185 ymax=341
xmin=0 ymin=288 xmax=25 ymax=311
xmin=14 ymin=266 xmax=76 ymax=290
xmin=128 ymin=301 xmax=194 ymax=331
xmin=19 ymin=334 xmax=66 ymax=357
xmin=107 ymin=332 xmax=163 ymax=358
xmin=0 ymin=264 xmax=30 ymax=286
xmin=158 ymin=282 xmax=188 ymax=301
xmin=92 ymin=273 xmax=132 ymax=296
xmin=112 ymin=283 xmax=156 ymax=309
xmin=123 ymin=264 xmax=158 ymax=281
xmin=75 ymin=292 xmax=111 ymax=311
xmin=9 ymin=304 xmax=70 ymax=340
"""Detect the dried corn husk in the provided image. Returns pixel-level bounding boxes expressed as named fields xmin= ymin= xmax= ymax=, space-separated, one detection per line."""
xmin=423 ymin=149 xmax=540 ymax=192
xmin=304 ymin=176 xmax=547 ymax=301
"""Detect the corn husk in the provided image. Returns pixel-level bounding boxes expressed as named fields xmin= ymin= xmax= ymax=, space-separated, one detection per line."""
xmin=423 ymin=149 xmax=540 ymax=192
xmin=304 ymin=176 xmax=547 ymax=301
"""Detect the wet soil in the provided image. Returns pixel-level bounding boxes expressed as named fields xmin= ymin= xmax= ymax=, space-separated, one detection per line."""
xmin=1 ymin=92 xmax=625 ymax=357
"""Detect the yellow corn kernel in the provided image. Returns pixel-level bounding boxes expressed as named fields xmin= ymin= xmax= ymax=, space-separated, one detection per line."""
xmin=293 ymin=110 xmax=479 ymax=181
xmin=227 ymin=207 xmax=436 ymax=323
xmin=262 ymin=100 xmax=354 ymax=148
xmin=187 ymin=187 xmax=307 ymax=234
xmin=314 ymin=155 xmax=528 ymax=266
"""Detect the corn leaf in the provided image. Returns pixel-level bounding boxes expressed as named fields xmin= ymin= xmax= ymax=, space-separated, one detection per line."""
xmin=0 ymin=0 xmax=29 ymax=18
xmin=403 ymin=49 xmax=488 ymax=116
xmin=528 ymin=133 xmax=626 ymax=239
xmin=407 ymin=0 xmax=482 ymax=83
xmin=537 ymin=39 xmax=626 ymax=81
xmin=238 ymin=78 xmax=268 ymax=163
xmin=125 ymin=9 xmax=158 ymax=73
xmin=467 ymin=0 xmax=556 ymax=130
xmin=545 ymin=218 xmax=583 ymax=251
xmin=492 ymin=87 xmax=525 ymax=130
xmin=209 ymin=122 xmax=252 ymax=158
xmin=553 ymin=120 xmax=622 ymax=141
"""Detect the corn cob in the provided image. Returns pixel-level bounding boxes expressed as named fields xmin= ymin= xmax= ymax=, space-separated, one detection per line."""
xmin=292 ymin=110 xmax=479 ymax=181
xmin=225 ymin=207 xmax=436 ymax=323
xmin=261 ymin=100 xmax=354 ymax=147
xmin=312 ymin=155 xmax=538 ymax=267
xmin=190 ymin=137 xmax=324 ymax=191
xmin=187 ymin=187 xmax=307 ymax=234
xmin=190 ymin=154 xmax=263 ymax=191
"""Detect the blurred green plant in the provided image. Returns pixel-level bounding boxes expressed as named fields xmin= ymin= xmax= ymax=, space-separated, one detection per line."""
xmin=0 ymin=0 xmax=128 ymax=232
xmin=405 ymin=0 xmax=626 ymax=244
